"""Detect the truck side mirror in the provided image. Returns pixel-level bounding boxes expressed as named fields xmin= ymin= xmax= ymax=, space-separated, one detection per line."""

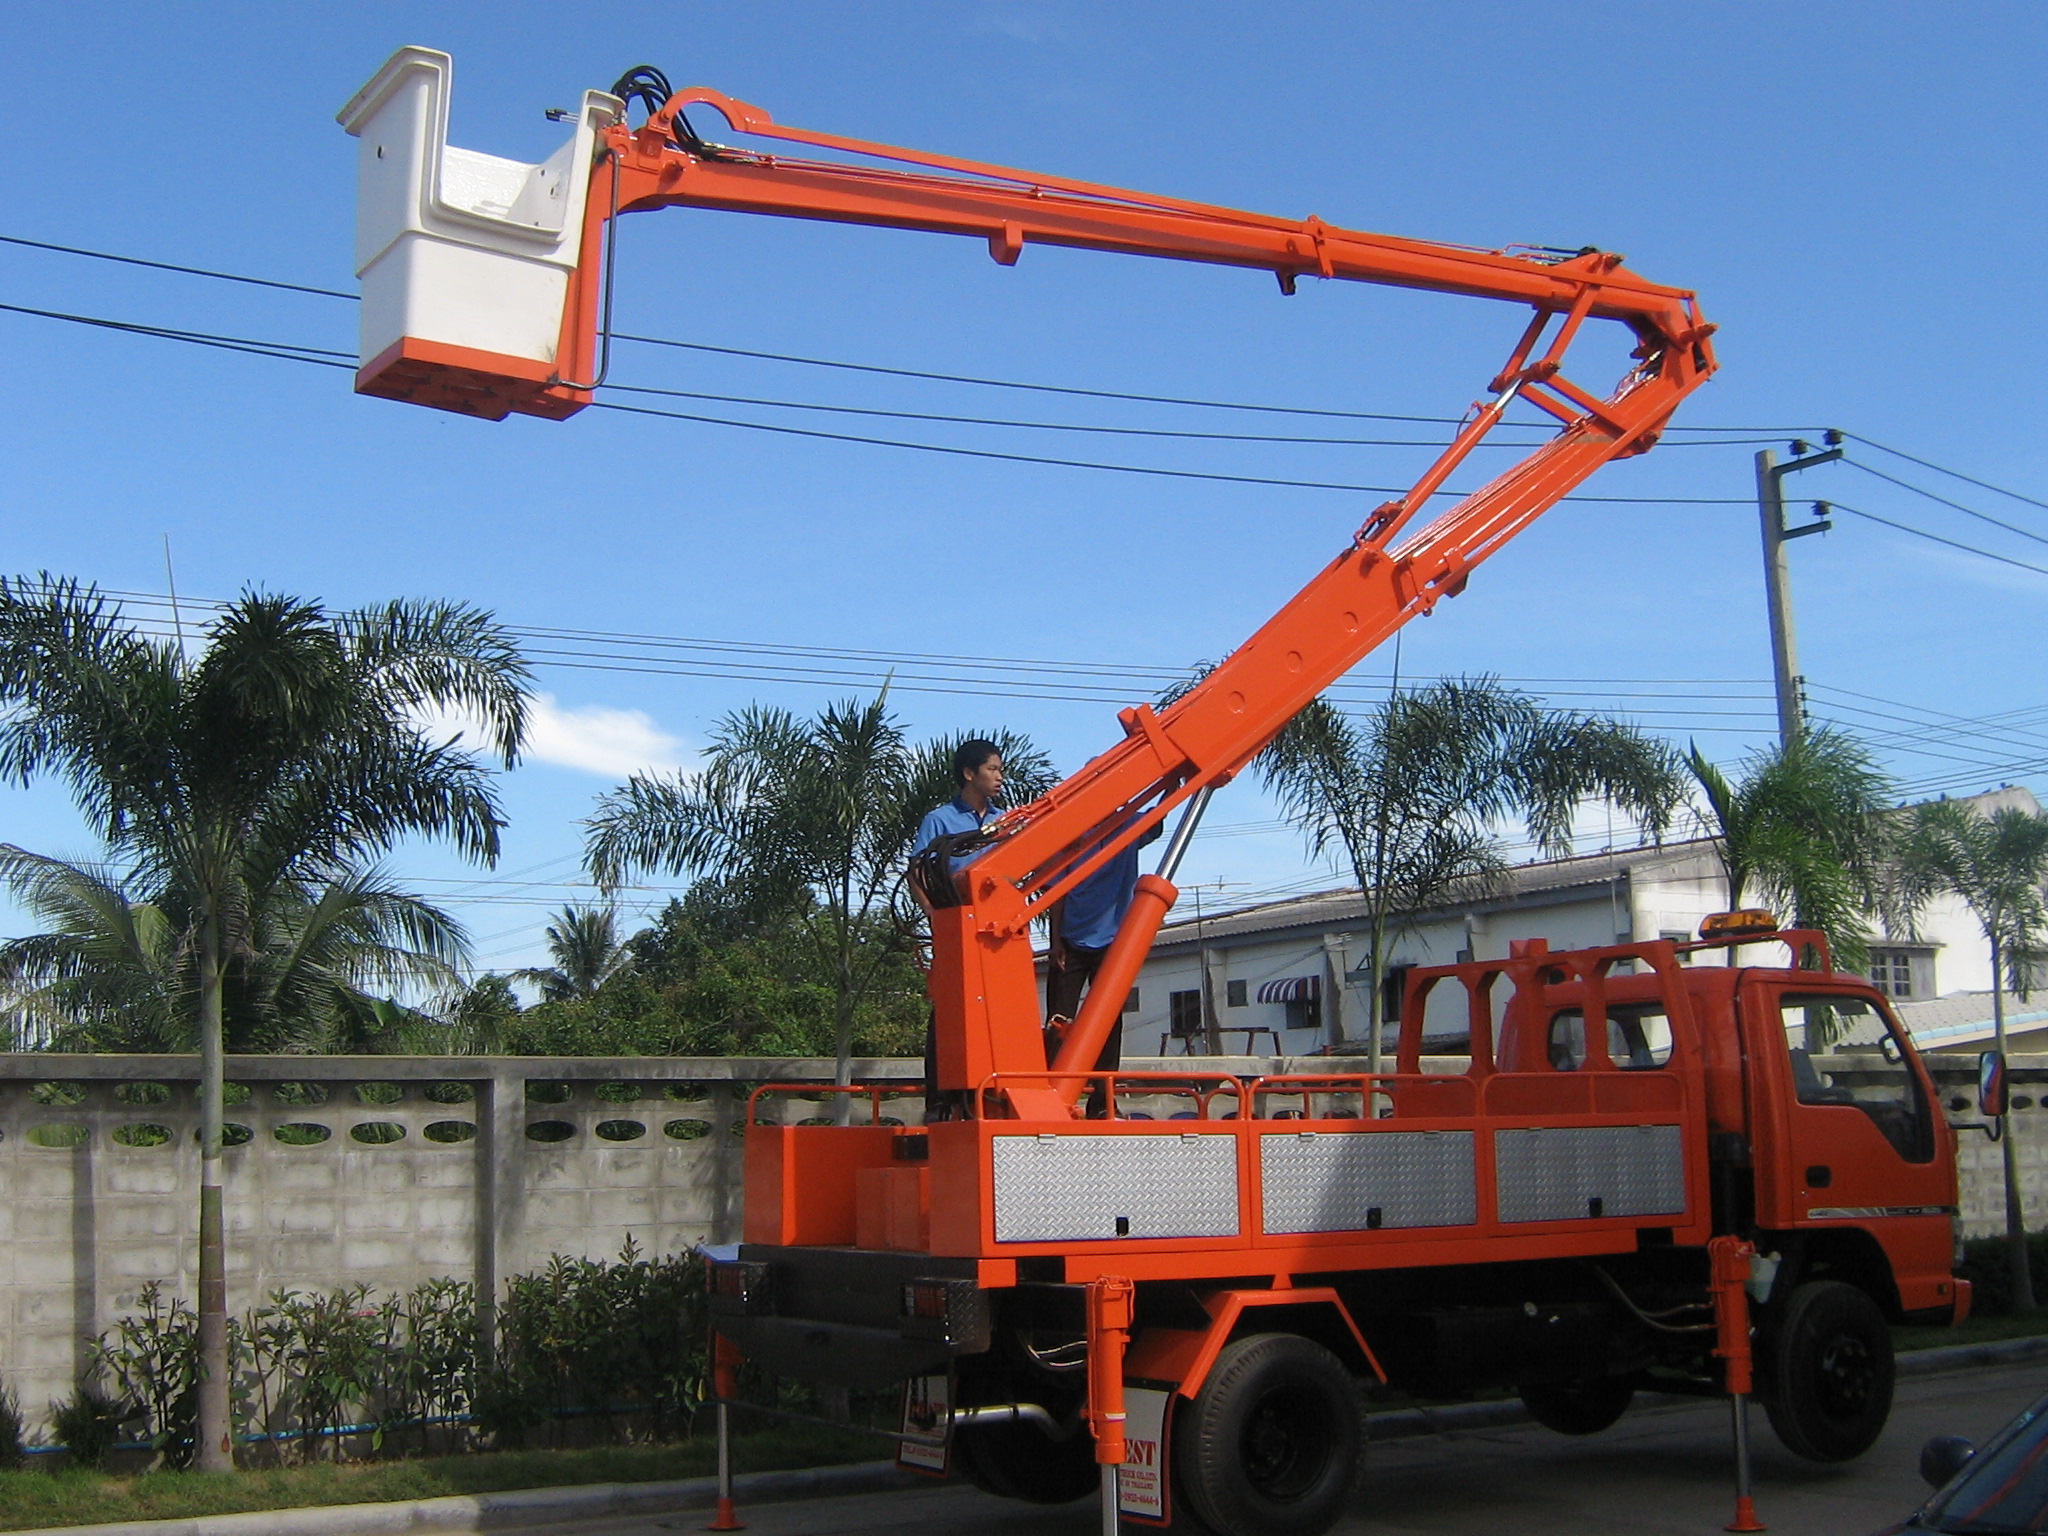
xmin=1921 ymin=1434 xmax=1974 ymax=1488
xmin=1979 ymin=1050 xmax=2008 ymax=1119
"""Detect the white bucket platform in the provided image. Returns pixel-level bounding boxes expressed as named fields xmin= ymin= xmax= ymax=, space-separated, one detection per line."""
xmin=338 ymin=47 xmax=619 ymax=420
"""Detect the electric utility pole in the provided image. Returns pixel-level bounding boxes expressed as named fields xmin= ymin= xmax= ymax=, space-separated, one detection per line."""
xmin=1754 ymin=434 xmax=1842 ymax=746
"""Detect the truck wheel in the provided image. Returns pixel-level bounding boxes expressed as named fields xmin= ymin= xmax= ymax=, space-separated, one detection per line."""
xmin=1761 ymin=1280 xmax=1894 ymax=1463
xmin=952 ymin=1417 xmax=1098 ymax=1504
xmin=1518 ymin=1375 xmax=1636 ymax=1435
xmin=1172 ymin=1333 xmax=1362 ymax=1536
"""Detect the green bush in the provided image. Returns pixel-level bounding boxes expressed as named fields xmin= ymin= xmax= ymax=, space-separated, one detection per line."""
xmin=92 ymin=1281 xmax=198 ymax=1468
xmin=62 ymin=1244 xmax=711 ymax=1470
xmin=1956 ymin=1231 xmax=2048 ymax=1316
xmin=0 ymin=1385 xmax=24 ymax=1470
xmin=484 ymin=1240 xmax=707 ymax=1447
xmin=50 ymin=1386 xmax=131 ymax=1469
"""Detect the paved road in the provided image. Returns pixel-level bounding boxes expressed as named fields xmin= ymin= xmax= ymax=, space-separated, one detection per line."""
xmin=560 ymin=1361 xmax=2048 ymax=1536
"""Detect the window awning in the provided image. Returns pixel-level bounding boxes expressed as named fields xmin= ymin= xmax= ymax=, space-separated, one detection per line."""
xmin=1257 ymin=975 xmax=1321 ymax=1004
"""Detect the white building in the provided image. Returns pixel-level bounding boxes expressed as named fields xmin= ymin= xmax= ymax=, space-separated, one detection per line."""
xmin=1123 ymin=786 xmax=2041 ymax=1060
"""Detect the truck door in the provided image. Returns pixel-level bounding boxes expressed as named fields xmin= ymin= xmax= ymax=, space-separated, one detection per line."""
xmin=1750 ymin=983 xmax=1950 ymax=1231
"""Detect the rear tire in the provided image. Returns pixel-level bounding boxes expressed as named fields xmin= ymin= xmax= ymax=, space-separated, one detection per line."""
xmin=1761 ymin=1280 xmax=1894 ymax=1463
xmin=1519 ymin=1375 xmax=1636 ymax=1435
xmin=1172 ymin=1333 xmax=1362 ymax=1536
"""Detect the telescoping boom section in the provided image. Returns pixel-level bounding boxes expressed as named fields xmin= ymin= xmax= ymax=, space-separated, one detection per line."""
xmin=339 ymin=46 xmax=1717 ymax=1121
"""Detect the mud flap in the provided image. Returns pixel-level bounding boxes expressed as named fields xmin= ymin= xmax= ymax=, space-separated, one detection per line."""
xmin=1120 ymin=1387 xmax=1174 ymax=1526
xmin=896 ymin=1372 xmax=951 ymax=1476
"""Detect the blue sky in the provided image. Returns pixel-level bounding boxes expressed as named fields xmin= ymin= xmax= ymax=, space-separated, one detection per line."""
xmin=3 ymin=2 xmax=2045 ymax=983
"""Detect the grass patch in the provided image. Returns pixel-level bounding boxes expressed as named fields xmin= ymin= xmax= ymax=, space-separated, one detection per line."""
xmin=0 ymin=1423 xmax=881 ymax=1531
xmin=1895 ymin=1304 xmax=2048 ymax=1354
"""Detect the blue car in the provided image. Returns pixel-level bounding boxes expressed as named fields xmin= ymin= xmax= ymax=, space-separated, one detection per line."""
xmin=1890 ymin=1392 xmax=2048 ymax=1534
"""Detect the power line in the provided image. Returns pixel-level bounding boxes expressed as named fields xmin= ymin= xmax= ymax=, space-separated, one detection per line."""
xmin=0 ymin=301 xmax=353 ymax=369
xmin=1813 ymin=683 xmax=2048 ymax=751
xmin=588 ymin=395 xmax=1434 ymax=495
xmin=1808 ymin=687 xmax=2048 ymax=760
xmin=1845 ymin=431 xmax=2048 ymax=516
xmin=0 ymin=233 xmax=355 ymax=301
xmin=588 ymin=396 xmax=1748 ymax=503
xmin=1843 ymin=458 xmax=2048 ymax=548
xmin=0 ymin=294 xmax=1755 ymax=503
xmin=611 ymin=331 xmax=1786 ymax=440
xmin=96 ymin=590 xmax=1798 ymax=727
xmin=603 ymin=381 xmax=1562 ymax=450
xmin=10 ymin=227 xmax=2043 ymax=541
xmin=1827 ymin=501 xmax=2048 ymax=580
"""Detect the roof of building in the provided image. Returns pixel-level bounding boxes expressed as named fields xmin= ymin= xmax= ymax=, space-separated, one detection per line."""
xmin=1895 ymin=990 xmax=2048 ymax=1051
xmin=1150 ymin=785 xmax=2043 ymax=956
xmin=1153 ymin=837 xmax=1724 ymax=953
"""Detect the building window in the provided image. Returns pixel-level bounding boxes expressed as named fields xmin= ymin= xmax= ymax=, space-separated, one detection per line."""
xmin=1381 ymin=964 xmax=1413 ymax=1024
xmin=1659 ymin=930 xmax=1693 ymax=965
xmin=1869 ymin=950 xmax=1916 ymax=999
xmin=1122 ymin=988 xmax=1140 ymax=1014
xmin=1226 ymin=979 xmax=1248 ymax=1008
xmin=1169 ymin=990 xmax=1204 ymax=1040
xmin=1289 ymin=995 xmax=1322 ymax=1036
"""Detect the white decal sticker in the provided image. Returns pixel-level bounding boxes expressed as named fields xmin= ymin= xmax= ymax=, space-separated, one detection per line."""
xmin=1119 ymin=1388 xmax=1172 ymax=1522
xmin=897 ymin=1374 xmax=950 ymax=1474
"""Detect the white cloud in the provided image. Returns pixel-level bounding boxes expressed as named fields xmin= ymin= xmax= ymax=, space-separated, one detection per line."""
xmin=419 ymin=694 xmax=690 ymax=780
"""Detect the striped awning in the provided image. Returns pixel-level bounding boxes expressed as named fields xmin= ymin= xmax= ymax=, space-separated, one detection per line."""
xmin=1257 ymin=975 xmax=1321 ymax=1004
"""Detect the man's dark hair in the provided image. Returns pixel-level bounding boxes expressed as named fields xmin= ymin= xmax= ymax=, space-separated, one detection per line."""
xmin=953 ymin=738 xmax=1002 ymax=785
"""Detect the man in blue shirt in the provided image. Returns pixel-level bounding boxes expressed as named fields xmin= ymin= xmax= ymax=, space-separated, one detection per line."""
xmin=1045 ymin=815 xmax=1163 ymax=1104
xmin=910 ymin=740 xmax=1006 ymax=1118
xmin=910 ymin=739 xmax=1006 ymax=892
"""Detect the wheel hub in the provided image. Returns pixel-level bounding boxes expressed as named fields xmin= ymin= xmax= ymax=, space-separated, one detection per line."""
xmin=1240 ymin=1387 xmax=1328 ymax=1500
xmin=1813 ymin=1332 xmax=1873 ymax=1417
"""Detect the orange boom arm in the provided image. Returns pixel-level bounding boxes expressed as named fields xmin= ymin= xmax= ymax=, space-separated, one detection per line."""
xmin=343 ymin=54 xmax=1716 ymax=1120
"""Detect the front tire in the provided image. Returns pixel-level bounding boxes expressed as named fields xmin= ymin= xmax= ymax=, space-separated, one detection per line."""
xmin=1519 ymin=1375 xmax=1636 ymax=1435
xmin=1172 ymin=1333 xmax=1362 ymax=1536
xmin=1761 ymin=1280 xmax=1894 ymax=1462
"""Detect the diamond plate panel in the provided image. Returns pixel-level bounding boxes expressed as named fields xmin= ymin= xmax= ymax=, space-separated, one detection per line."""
xmin=990 ymin=1133 xmax=1239 ymax=1243
xmin=1608 ymin=1124 xmax=1687 ymax=1215
xmin=1494 ymin=1124 xmax=1686 ymax=1223
xmin=1260 ymin=1130 xmax=1476 ymax=1234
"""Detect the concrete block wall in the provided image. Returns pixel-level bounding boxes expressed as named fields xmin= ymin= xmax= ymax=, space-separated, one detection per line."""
xmin=1927 ymin=1056 xmax=2048 ymax=1240
xmin=0 ymin=1054 xmax=918 ymax=1422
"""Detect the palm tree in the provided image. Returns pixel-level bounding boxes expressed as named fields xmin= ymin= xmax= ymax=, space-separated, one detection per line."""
xmin=1260 ymin=676 xmax=1685 ymax=1065
xmin=585 ymin=695 xmax=1051 ymax=1092
xmin=1686 ymin=728 xmax=1893 ymax=971
xmin=0 ymin=577 xmax=528 ymax=1471
xmin=516 ymin=904 xmax=632 ymax=1003
xmin=0 ymin=849 xmax=466 ymax=1052
xmin=1894 ymin=798 xmax=2048 ymax=1311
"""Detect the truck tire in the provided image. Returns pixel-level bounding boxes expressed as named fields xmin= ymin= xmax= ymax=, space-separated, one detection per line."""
xmin=952 ymin=1416 xmax=1098 ymax=1504
xmin=1172 ymin=1333 xmax=1362 ymax=1536
xmin=1761 ymin=1280 xmax=1894 ymax=1463
xmin=1519 ymin=1375 xmax=1636 ymax=1435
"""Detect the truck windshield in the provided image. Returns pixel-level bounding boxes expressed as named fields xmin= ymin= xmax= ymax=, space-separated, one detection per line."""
xmin=1778 ymin=992 xmax=1933 ymax=1163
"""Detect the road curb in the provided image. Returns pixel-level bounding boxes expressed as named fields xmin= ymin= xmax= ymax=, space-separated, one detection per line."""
xmin=1895 ymin=1332 xmax=2048 ymax=1377
xmin=10 ymin=1335 xmax=2045 ymax=1536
